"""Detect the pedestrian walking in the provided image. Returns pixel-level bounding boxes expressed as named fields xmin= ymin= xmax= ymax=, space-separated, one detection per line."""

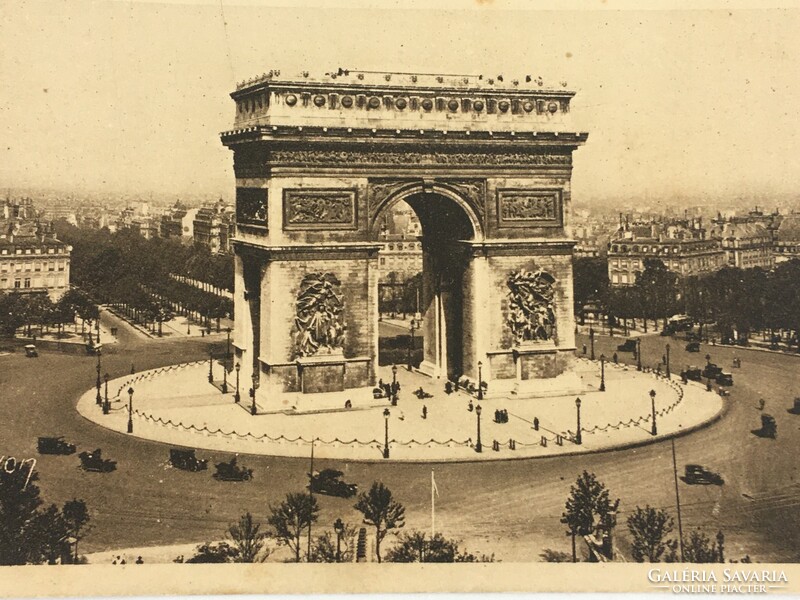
xmin=613 ymin=352 xmax=618 ymax=364
xmin=422 ymin=405 xmax=427 ymax=419
xmin=533 ymin=417 xmax=539 ymax=431
xmin=136 ymin=556 xmax=144 ymax=564
xmin=468 ymin=400 xmax=474 ymax=412
xmin=582 ymin=344 xmax=587 ymax=355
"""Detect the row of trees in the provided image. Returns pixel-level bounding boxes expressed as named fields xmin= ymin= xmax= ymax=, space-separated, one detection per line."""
xmin=184 ymin=481 xmax=490 ymax=564
xmin=0 ymin=288 xmax=98 ymax=338
xmin=52 ymin=221 xmax=233 ymax=329
xmin=550 ymin=470 xmax=746 ymax=563
xmin=574 ymin=257 xmax=800 ymax=345
xmin=0 ymin=470 xmax=90 ymax=565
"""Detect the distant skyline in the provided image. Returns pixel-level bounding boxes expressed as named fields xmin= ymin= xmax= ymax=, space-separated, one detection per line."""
xmin=2 ymin=2 xmax=800 ymax=205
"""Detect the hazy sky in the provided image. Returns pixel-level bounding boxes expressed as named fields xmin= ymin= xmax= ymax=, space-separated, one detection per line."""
xmin=1 ymin=1 xmax=799 ymax=205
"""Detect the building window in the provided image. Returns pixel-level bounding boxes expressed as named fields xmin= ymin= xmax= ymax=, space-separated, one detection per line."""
xmin=48 ymin=262 xmax=54 ymax=271
xmin=611 ymin=274 xmax=619 ymax=284
xmin=621 ymin=274 xmax=629 ymax=284
xmin=34 ymin=262 xmax=41 ymax=272
xmin=58 ymin=261 xmax=65 ymax=271
xmin=24 ymin=278 xmax=31 ymax=288
xmin=14 ymin=280 xmax=21 ymax=288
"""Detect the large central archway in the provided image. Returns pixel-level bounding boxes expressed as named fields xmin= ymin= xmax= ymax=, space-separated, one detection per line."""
xmin=221 ymin=70 xmax=588 ymax=403
xmin=374 ymin=185 xmax=479 ymax=381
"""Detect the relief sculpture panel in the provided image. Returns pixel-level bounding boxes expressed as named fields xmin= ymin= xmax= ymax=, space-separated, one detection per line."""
xmin=293 ymin=272 xmax=347 ymax=358
xmin=506 ymin=268 xmax=557 ymax=344
xmin=497 ymin=189 xmax=562 ymax=228
xmin=235 ymin=187 xmax=268 ymax=227
xmin=283 ymin=189 xmax=357 ymax=230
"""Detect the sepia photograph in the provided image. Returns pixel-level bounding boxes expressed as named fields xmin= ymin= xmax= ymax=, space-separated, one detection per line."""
xmin=1 ymin=0 xmax=800 ymax=595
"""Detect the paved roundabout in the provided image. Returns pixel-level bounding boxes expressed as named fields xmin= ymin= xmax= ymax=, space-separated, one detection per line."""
xmin=76 ymin=356 xmax=722 ymax=461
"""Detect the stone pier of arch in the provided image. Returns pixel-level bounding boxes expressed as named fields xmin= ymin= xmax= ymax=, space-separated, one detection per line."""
xmin=220 ymin=70 xmax=589 ymax=407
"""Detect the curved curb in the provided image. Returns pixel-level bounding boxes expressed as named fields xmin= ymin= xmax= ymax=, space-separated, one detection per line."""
xmin=74 ymin=370 xmax=726 ymax=465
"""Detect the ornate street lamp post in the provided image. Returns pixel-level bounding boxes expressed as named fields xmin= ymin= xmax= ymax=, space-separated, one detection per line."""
xmin=103 ymin=373 xmax=110 ymax=415
xmin=407 ymin=319 xmax=417 ymax=371
xmin=705 ymin=353 xmax=712 ymax=368
xmin=575 ymin=398 xmax=582 ymax=445
xmin=95 ymin=348 xmax=102 ymax=406
xmin=234 ymin=362 xmax=241 ymax=403
xmin=383 ymin=408 xmax=390 ymax=459
xmin=636 ymin=338 xmax=642 ymax=371
xmin=391 ymin=365 xmax=398 ymax=406
xmin=226 ymin=327 xmax=232 ymax=362
xmin=222 ymin=361 xmax=228 ymax=394
xmin=477 ymin=361 xmax=484 ymax=400
xmin=589 ymin=326 xmax=595 ymax=360
xmin=599 ymin=354 xmax=606 ymax=392
xmin=127 ymin=387 xmax=134 ymax=434
xmin=666 ymin=343 xmax=671 ymax=379
xmin=650 ymin=389 xmax=657 ymax=436
xmin=334 ymin=518 xmax=344 ymax=563
xmin=208 ymin=350 xmax=214 ymax=383
xmin=251 ymin=373 xmax=259 ymax=416
xmin=475 ymin=404 xmax=483 ymax=453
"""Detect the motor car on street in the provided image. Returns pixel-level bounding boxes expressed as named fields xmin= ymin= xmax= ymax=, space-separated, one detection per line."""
xmin=37 ymin=436 xmax=76 ymax=455
xmin=683 ymin=464 xmax=724 ymax=485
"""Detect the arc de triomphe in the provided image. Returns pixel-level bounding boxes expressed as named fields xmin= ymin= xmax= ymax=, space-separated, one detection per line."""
xmin=221 ymin=71 xmax=588 ymax=404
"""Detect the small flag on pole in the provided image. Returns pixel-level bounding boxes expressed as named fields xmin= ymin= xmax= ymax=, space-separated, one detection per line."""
xmin=431 ymin=469 xmax=439 ymax=537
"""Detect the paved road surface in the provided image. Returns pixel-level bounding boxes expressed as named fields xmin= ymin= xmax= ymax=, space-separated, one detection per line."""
xmin=1 ymin=312 xmax=798 ymax=562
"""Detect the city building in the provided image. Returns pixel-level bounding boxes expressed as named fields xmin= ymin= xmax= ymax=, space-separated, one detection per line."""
xmin=160 ymin=202 xmax=199 ymax=242
xmin=607 ymin=218 xmax=725 ymax=285
xmin=193 ymin=200 xmax=234 ymax=253
xmin=774 ymin=213 xmax=800 ymax=263
xmin=0 ymin=199 xmax=71 ymax=300
xmin=710 ymin=220 xmax=775 ymax=270
xmin=377 ymin=203 xmax=422 ymax=284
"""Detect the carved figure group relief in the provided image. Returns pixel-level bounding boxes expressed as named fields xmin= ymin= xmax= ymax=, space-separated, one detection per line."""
xmin=506 ymin=269 xmax=557 ymax=344
xmin=284 ymin=190 xmax=355 ymax=229
xmin=500 ymin=194 xmax=557 ymax=221
xmin=235 ymin=188 xmax=268 ymax=226
xmin=293 ymin=273 xmax=347 ymax=358
xmin=271 ymin=149 xmax=571 ymax=167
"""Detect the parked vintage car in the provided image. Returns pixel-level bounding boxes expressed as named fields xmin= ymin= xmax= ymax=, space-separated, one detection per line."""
xmin=685 ymin=342 xmax=700 ymax=353
xmin=24 ymin=344 xmax=38 ymax=358
xmin=372 ymin=387 xmax=387 ymax=399
xmin=702 ymin=363 xmax=723 ymax=379
xmin=682 ymin=366 xmax=703 ymax=381
xmin=683 ymin=464 xmax=724 ymax=485
xmin=617 ymin=339 xmax=637 ymax=353
xmin=716 ymin=372 xmax=734 ymax=386
xmin=169 ymin=448 xmax=208 ymax=472
xmin=78 ymin=449 xmax=117 ymax=472
xmin=213 ymin=457 xmax=253 ymax=481
xmin=759 ymin=414 xmax=777 ymax=439
xmin=37 ymin=436 xmax=76 ymax=455
xmin=309 ymin=469 xmax=358 ymax=498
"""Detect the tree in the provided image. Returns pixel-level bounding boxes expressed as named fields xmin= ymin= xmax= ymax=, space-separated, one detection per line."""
xmin=385 ymin=530 xmax=494 ymax=563
xmin=186 ymin=542 xmax=237 ymax=563
xmin=62 ymin=499 xmax=90 ymax=563
xmin=268 ymin=492 xmax=319 ymax=562
xmin=681 ymin=529 xmax=725 ymax=563
xmin=227 ymin=512 xmax=269 ymax=563
xmin=309 ymin=522 xmax=358 ymax=563
xmin=573 ymin=257 xmax=609 ymax=324
xmin=539 ymin=548 xmax=573 ymax=562
xmin=626 ymin=505 xmax=678 ymax=563
xmin=0 ymin=469 xmax=71 ymax=565
xmin=353 ymin=482 xmax=405 ymax=563
xmin=560 ymin=471 xmax=620 ymax=562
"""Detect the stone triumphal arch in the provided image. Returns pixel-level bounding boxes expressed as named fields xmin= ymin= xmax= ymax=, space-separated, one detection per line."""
xmin=221 ymin=71 xmax=588 ymax=403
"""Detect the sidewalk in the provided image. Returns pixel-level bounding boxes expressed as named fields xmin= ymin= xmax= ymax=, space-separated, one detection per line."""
xmin=77 ymin=358 xmax=722 ymax=462
xmin=104 ymin=305 xmax=233 ymax=341
xmin=15 ymin=320 xmax=117 ymax=346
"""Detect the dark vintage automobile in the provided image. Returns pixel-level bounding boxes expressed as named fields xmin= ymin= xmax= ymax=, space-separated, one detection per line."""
xmin=682 ymin=366 xmax=703 ymax=382
xmin=37 ymin=436 xmax=76 ymax=455
xmin=716 ymin=372 xmax=734 ymax=386
xmin=309 ymin=469 xmax=358 ymax=498
xmin=78 ymin=449 xmax=117 ymax=473
xmin=617 ymin=339 xmax=637 ymax=353
xmin=169 ymin=448 xmax=208 ymax=472
xmin=702 ymin=363 xmax=723 ymax=379
xmin=24 ymin=344 xmax=39 ymax=358
xmin=685 ymin=342 xmax=700 ymax=353
xmin=759 ymin=414 xmax=777 ymax=439
xmin=372 ymin=387 xmax=387 ymax=399
xmin=683 ymin=464 xmax=724 ymax=485
xmin=213 ymin=457 xmax=253 ymax=481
